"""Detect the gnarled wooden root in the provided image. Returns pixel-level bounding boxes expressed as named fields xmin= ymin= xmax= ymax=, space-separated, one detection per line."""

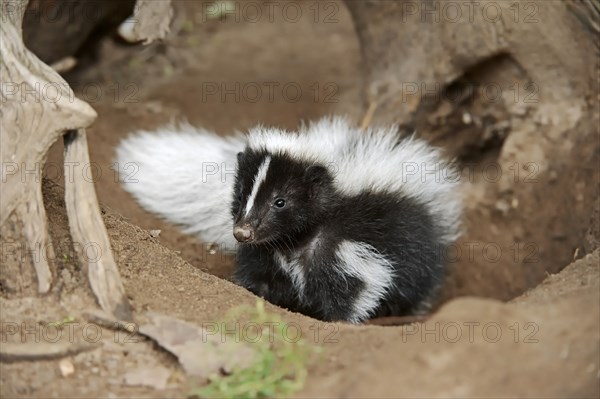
xmin=64 ymin=130 xmax=132 ymax=321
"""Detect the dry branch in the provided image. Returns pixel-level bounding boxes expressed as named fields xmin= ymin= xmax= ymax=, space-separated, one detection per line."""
xmin=0 ymin=341 xmax=99 ymax=362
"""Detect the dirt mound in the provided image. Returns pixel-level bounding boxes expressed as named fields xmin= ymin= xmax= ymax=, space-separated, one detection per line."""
xmin=1 ymin=180 xmax=598 ymax=398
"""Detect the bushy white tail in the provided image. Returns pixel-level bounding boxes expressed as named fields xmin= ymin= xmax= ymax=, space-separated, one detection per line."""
xmin=115 ymin=123 xmax=246 ymax=248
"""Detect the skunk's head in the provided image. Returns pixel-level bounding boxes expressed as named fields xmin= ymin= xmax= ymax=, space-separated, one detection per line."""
xmin=232 ymin=149 xmax=333 ymax=245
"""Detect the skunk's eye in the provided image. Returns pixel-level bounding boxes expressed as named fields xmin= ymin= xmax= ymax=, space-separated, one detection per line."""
xmin=273 ymin=198 xmax=286 ymax=208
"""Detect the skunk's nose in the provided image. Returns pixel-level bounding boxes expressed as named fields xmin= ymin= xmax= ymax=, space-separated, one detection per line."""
xmin=234 ymin=225 xmax=254 ymax=242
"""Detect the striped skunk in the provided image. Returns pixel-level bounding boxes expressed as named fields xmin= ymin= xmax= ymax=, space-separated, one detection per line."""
xmin=116 ymin=117 xmax=462 ymax=323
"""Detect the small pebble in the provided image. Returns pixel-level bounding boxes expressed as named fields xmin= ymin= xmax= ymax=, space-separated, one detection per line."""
xmin=495 ymin=199 xmax=510 ymax=215
xmin=59 ymin=358 xmax=75 ymax=377
xmin=462 ymin=112 xmax=472 ymax=125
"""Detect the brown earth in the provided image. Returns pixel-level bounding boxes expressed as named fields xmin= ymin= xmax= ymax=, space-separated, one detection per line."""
xmin=2 ymin=1 xmax=599 ymax=397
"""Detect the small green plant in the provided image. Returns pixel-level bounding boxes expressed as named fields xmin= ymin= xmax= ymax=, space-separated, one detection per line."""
xmin=194 ymin=300 xmax=318 ymax=399
xmin=47 ymin=315 xmax=77 ymax=329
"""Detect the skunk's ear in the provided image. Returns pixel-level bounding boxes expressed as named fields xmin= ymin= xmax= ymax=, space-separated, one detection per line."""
xmin=304 ymin=165 xmax=329 ymax=184
xmin=305 ymin=165 xmax=331 ymax=199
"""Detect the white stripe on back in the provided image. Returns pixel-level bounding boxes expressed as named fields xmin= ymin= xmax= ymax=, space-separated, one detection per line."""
xmin=274 ymin=251 xmax=306 ymax=299
xmin=335 ymin=240 xmax=395 ymax=323
xmin=245 ymin=156 xmax=271 ymax=216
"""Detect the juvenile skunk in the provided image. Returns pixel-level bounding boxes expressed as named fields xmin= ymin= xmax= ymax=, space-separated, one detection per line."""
xmin=117 ymin=117 xmax=462 ymax=323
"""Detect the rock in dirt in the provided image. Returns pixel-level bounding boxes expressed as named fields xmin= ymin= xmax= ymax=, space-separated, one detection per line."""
xmin=138 ymin=312 xmax=257 ymax=377
xmin=123 ymin=365 xmax=171 ymax=390
xmin=58 ymin=358 xmax=75 ymax=377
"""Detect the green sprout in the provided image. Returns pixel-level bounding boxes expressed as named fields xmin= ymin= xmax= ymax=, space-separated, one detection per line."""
xmin=47 ymin=315 xmax=77 ymax=329
xmin=193 ymin=300 xmax=318 ymax=399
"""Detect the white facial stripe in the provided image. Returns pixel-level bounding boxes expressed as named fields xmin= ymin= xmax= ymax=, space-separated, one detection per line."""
xmin=245 ymin=155 xmax=271 ymax=216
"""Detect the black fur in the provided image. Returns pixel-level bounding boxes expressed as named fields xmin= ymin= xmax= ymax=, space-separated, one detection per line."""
xmin=231 ymin=148 xmax=446 ymax=323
